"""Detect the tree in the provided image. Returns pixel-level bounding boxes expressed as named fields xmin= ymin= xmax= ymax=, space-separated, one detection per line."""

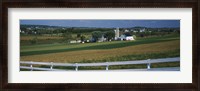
xmin=30 ymin=37 xmax=38 ymax=44
xmin=76 ymin=33 xmax=81 ymax=41
xmin=80 ymin=35 xmax=86 ymax=42
xmin=92 ymin=31 xmax=103 ymax=42
xmin=124 ymin=32 xmax=132 ymax=36
xmin=104 ymin=31 xmax=115 ymax=41
xmin=140 ymin=33 xmax=144 ymax=37
xmin=62 ymin=31 xmax=72 ymax=43
xmin=77 ymin=33 xmax=81 ymax=38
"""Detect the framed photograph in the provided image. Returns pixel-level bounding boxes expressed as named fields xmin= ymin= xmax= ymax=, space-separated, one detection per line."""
xmin=1 ymin=0 xmax=199 ymax=91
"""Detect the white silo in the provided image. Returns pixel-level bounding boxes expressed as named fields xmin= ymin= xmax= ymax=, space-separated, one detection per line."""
xmin=114 ymin=27 xmax=119 ymax=40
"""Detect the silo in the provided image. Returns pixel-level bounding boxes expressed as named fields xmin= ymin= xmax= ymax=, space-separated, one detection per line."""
xmin=114 ymin=28 xmax=119 ymax=40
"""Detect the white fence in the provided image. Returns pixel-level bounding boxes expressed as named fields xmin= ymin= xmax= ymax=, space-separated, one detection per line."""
xmin=20 ymin=57 xmax=180 ymax=71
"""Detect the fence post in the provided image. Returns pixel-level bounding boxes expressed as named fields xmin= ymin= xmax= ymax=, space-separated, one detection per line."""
xmin=75 ymin=63 xmax=78 ymax=71
xmin=30 ymin=61 xmax=33 ymax=71
xmin=50 ymin=62 xmax=53 ymax=70
xmin=147 ymin=59 xmax=151 ymax=70
xmin=106 ymin=62 xmax=109 ymax=71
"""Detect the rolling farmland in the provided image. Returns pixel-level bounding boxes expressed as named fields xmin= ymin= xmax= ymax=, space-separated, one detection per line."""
xmin=19 ymin=20 xmax=180 ymax=70
xmin=21 ymin=35 xmax=180 ymax=65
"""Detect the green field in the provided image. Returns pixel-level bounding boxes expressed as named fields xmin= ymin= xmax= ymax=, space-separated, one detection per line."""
xmin=20 ymin=34 xmax=180 ymax=70
xmin=20 ymin=33 xmax=91 ymax=46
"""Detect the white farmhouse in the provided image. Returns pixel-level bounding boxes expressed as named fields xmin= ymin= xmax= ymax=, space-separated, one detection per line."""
xmin=126 ymin=36 xmax=134 ymax=40
xmin=120 ymin=34 xmax=135 ymax=41
xmin=98 ymin=35 xmax=106 ymax=42
xmin=140 ymin=28 xmax=145 ymax=32
xmin=124 ymin=29 xmax=129 ymax=32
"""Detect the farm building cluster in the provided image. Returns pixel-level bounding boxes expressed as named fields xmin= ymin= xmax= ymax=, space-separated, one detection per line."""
xmin=114 ymin=27 xmax=135 ymax=41
xmin=70 ymin=28 xmax=137 ymax=43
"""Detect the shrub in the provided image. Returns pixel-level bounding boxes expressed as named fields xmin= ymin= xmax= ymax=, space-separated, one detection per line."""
xmin=30 ymin=37 xmax=38 ymax=44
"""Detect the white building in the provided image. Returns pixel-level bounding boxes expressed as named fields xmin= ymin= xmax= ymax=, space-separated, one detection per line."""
xmin=114 ymin=27 xmax=120 ymax=40
xmin=70 ymin=40 xmax=81 ymax=43
xmin=124 ymin=29 xmax=129 ymax=32
xmin=125 ymin=36 xmax=134 ymax=40
xmin=70 ymin=40 xmax=77 ymax=43
xmin=140 ymin=28 xmax=145 ymax=32
xmin=120 ymin=34 xmax=135 ymax=41
xmin=98 ymin=35 xmax=106 ymax=42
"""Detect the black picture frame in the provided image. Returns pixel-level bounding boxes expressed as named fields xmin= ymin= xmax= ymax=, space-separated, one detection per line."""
xmin=1 ymin=0 xmax=199 ymax=91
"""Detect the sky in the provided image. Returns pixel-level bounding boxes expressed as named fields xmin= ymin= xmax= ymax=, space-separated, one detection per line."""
xmin=20 ymin=20 xmax=180 ymax=28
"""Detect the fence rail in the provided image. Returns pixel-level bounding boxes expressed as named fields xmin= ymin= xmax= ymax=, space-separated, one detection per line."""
xmin=20 ymin=57 xmax=180 ymax=71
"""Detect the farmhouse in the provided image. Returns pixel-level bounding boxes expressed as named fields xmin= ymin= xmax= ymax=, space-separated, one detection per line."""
xmin=120 ymin=34 xmax=135 ymax=41
xmin=98 ymin=35 xmax=107 ymax=42
xmin=139 ymin=28 xmax=146 ymax=32
xmin=71 ymin=27 xmax=135 ymax=44
xmin=124 ymin=29 xmax=129 ymax=32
